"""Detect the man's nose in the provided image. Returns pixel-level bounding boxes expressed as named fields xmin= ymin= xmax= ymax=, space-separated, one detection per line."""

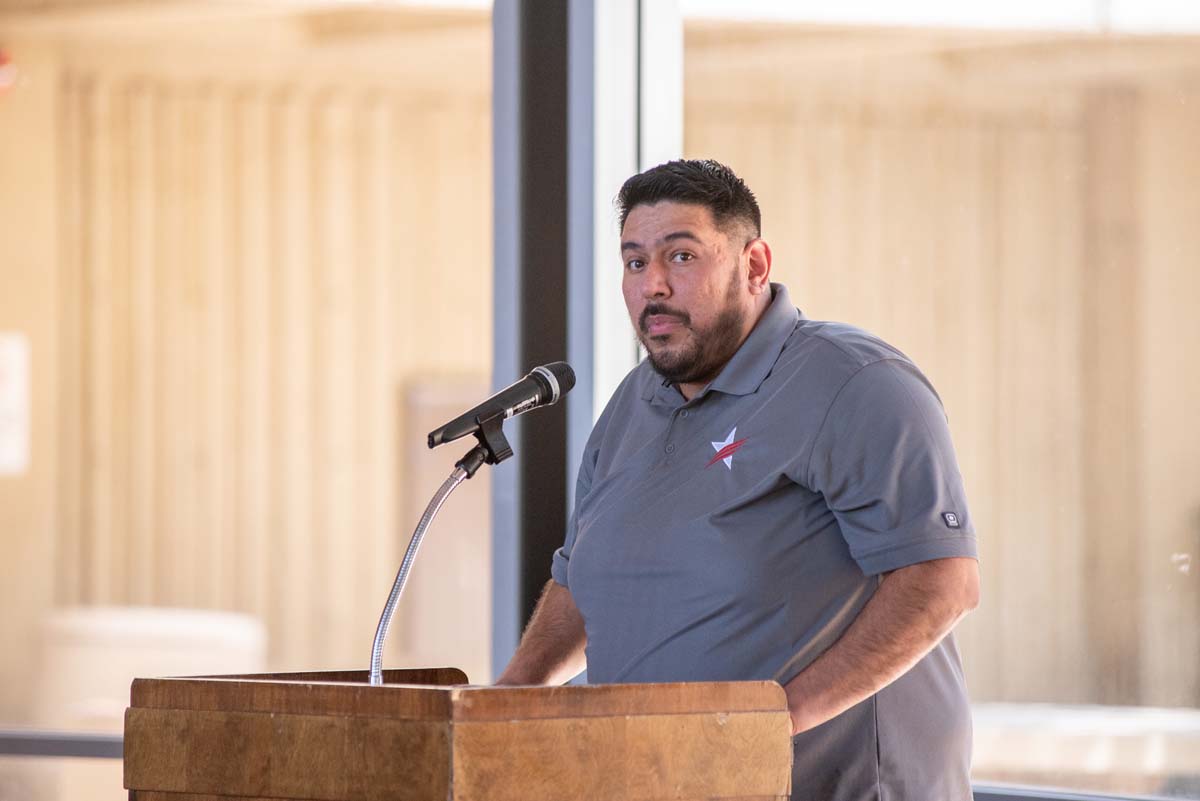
xmin=642 ymin=258 xmax=671 ymax=298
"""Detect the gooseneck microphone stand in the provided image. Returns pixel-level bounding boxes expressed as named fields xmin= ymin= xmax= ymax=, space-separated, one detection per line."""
xmin=367 ymin=410 xmax=514 ymax=687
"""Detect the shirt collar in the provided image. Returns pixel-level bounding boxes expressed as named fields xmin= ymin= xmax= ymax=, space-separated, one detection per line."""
xmin=640 ymin=282 xmax=802 ymax=406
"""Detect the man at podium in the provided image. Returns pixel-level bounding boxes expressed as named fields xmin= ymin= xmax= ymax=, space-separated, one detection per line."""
xmin=497 ymin=159 xmax=980 ymax=801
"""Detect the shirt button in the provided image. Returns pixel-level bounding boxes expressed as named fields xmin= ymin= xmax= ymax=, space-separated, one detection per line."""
xmin=680 ymin=410 xmax=690 ymax=419
xmin=665 ymin=443 xmax=675 ymax=453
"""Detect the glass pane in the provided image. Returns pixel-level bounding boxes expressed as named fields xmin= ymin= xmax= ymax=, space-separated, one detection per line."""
xmin=684 ymin=8 xmax=1200 ymax=798
xmin=0 ymin=1 xmax=494 ymax=767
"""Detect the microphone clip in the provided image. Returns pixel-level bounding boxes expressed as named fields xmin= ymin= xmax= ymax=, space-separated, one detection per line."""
xmin=455 ymin=409 xmax=513 ymax=479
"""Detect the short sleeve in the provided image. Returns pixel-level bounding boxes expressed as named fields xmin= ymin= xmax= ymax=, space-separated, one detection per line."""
xmin=551 ymin=436 xmax=600 ymax=589
xmin=804 ymin=358 xmax=978 ymax=576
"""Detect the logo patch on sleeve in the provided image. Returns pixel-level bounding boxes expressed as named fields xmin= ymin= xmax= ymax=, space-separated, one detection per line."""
xmin=942 ymin=512 xmax=961 ymax=529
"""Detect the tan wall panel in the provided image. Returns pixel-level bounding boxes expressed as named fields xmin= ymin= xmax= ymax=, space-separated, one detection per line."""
xmin=991 ymin=128 xmax=1087 ymax=702
xmin=128 ymin=82 xmax=158 ymax=606
xmin=359 ymin=100 xmax=401 ymax=652
xmin=271 ymin=90 xmax=318 ymax=668
xmin=1080 ymin=89 xmax=1144 ymax=703
xmin=200 ymin=87 xmax=234 ymax=611
xmin=84 ymin=77 xmax=115 ymax=605
xmin=0 ymin=41 xmax=60 ymax=723
xmin=157 ymin=86 xmax=193 ymax=608
xmin=56 ymin=69 xmax=85 ymax=609
xmin=313 ymin=95 xmax=363 ymax=664
xmin=233 ymin=90 xmax=272 ymax=621
xmin=1137 ymin=87 xmax=1200 ymax=707
xmin=1045 ymin=128 xmax=1088 ymax=703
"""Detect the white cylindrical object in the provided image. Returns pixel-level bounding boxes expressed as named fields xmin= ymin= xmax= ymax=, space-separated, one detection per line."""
xmin=28 ymin=606 xmax=267 ymax=801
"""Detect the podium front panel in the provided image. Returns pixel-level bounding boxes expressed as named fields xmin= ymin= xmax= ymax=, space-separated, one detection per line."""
xmin=125 ymin=670 xmax=791 ymax=801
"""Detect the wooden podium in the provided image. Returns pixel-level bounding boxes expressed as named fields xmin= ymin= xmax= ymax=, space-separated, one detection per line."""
xmin=124 ymin=668 xmax=792 ymax=801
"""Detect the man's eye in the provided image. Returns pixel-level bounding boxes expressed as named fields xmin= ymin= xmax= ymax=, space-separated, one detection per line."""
xmin=626 ymin=259 xmax=645 ymax=271
xmin=671 ymin=252 xmax=694 ymax=263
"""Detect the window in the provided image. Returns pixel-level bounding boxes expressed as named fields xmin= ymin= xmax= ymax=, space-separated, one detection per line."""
xmin=682 ymin=6 xmax=1200 ymax=797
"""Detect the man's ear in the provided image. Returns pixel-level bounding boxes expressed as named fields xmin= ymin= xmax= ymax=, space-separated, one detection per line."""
xmin=745 ymin=238 xmax=773 ymax=295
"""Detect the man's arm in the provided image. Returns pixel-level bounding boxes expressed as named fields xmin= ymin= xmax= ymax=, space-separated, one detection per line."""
xmin=495 ymin=579 xmax=587 ymax=686
xmin=783 ymin=556 xmax=979 ymax=736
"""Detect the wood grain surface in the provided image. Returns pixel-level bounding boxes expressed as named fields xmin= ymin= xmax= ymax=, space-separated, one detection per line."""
xmin=130 ymin=795 xmax=788 ymax=801
xmin=449 ymin=680 xmax=787 ymax=720
xmin=452 ymin=711 xmax=791 ymax=800
xmin=125 ymin=708 xmax=449 ymax=801
xmin=125 ymin=676 xmax=793 ymax=800
xmin=129 ymin=676 xmax=456 ymax=721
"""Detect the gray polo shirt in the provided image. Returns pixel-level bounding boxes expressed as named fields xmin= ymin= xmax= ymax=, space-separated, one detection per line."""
xmin=552 ymin=283 xmax=977 ymax=801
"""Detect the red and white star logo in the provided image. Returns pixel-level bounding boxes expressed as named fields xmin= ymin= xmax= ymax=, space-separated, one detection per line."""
xmin=706 ymin=427 xmax=747 ymax=470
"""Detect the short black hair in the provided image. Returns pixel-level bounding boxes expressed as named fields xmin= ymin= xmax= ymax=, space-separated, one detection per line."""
xmin=616 ymin=158 xmax=761 ymax=238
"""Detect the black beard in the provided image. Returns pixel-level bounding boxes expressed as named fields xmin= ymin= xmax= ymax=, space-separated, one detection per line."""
xmin=640 ymin=298 xmax=747 ymax=387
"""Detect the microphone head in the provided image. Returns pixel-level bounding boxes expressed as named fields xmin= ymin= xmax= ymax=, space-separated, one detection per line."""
xmin=545 ymin=361 xmax=575 ymax=395
xmin=532 ymin=361 xmax=576 ymax=403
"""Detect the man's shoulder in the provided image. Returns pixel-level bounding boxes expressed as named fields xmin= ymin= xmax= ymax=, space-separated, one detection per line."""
xmin=781 ymin=316 xmax=916 ymax=377
xmin=777 ymin=316 xmax=946 ymax=417
xmin=790 ymin=316 xmax=912 ymax=367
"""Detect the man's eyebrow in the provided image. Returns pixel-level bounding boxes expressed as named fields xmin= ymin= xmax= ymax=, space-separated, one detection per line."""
xmin=620 ymin=230 xmax=702 ymax=251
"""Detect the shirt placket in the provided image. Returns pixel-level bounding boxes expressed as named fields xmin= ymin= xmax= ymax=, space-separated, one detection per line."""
xmin=662 ymin=401 xmax=701 ymax=469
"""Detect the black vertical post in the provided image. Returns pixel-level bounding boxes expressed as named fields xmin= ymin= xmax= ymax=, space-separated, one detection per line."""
xmin=516 ymin=1 xmax=570 ymax=623
xmin=491 ymin=0 xmax=572 ymax=675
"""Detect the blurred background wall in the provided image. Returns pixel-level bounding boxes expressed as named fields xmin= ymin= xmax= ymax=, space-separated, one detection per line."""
xmin=0 ymin=4 xmax=495 ymax=733
xmin=683 ymin=23 xmax=1200 ymax=709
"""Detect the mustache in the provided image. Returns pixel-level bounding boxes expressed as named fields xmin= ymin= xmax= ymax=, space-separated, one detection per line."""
xmin=639 ymin=304 xmax=691 ymax=333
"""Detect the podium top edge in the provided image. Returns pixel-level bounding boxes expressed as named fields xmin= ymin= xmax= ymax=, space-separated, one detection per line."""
xmin=183 ymin=667 xmax=469 ymax=685
xmin=128 ymin=675 xmax=787 ymax=721
xmin=447 ymin=680 xmax=788 ymax=721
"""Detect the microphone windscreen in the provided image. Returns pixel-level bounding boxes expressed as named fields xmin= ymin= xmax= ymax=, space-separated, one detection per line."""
xmin=543 ymin=361 xmax=576 ymax=395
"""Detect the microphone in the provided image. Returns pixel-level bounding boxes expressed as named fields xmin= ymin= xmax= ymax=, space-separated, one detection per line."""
xmin=427 ymin=362 xmax=575 ymax=449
